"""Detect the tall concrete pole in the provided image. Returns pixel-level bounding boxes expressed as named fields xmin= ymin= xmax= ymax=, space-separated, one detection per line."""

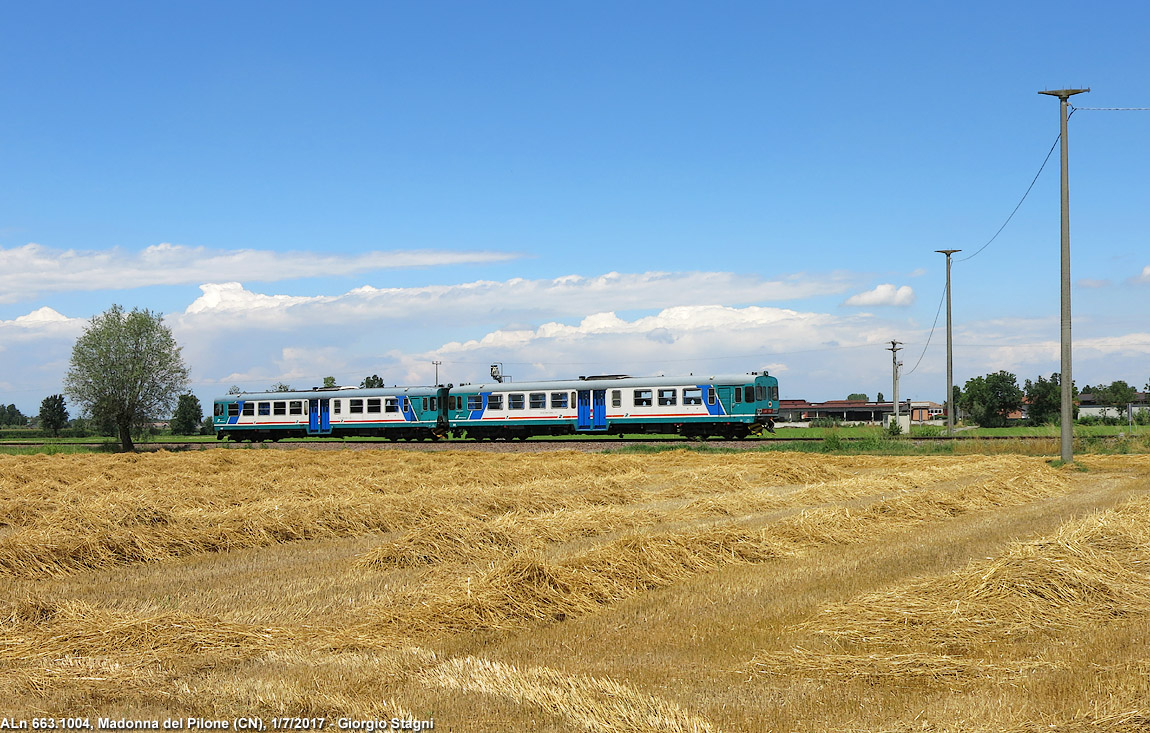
xmin=936 ymin=250 xmax=961 ymax=436
xmin=887 ymin=340 xmax=902 ymax=425
xmin=1039 ymin=88 xmax=1088 ymax=463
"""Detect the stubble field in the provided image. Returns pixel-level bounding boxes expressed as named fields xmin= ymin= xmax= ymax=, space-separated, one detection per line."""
xmin=1 ymin=448 xmax=1149 ymax=732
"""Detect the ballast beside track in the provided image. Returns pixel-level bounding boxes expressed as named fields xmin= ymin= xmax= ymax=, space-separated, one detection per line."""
xmin=0 ymin=434 xmax=1089 ymax=452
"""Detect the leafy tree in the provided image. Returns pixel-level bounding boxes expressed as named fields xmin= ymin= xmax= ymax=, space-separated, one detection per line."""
xmin=39 ymin=394 xmax=69 ymax=437
xmin=1 ymin=404 xmax=29 ymax=426
xmin=269 ymin=382 xmax=293 ymax=392
xmin=959 ymin=371 xmax=1023 ymax=428
xmin=876 ymin=392 xmax=885 ymax=403
xmin=846 ymin=393 xmax=868 ymax=401
xmin=227 ymin=385 xmax=244 ymax=395
xmin=1023 ymin=373 xmax=1077 ymax=426
xmin=361 ymin=375 xmax=385 ymax=389
xmin=1100 ymin=380 xmax=1137 ymax=414
xmin=323 ymin=376 xmax=337 ymax=389
xmin=170 ymin=394 xmax=204 ymax=435
xmin=64 ymin=305 xmax=189 ymax=451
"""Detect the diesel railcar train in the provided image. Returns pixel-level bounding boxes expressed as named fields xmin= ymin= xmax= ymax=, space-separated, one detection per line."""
xmin=212 ymin=371 xmax=779 ymax=442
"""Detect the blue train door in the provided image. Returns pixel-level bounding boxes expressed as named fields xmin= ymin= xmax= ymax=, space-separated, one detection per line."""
xmin=576 ymin=390 xmax=608 ymax=431
xmin=308 ymin=398 xmax=332 ymax=435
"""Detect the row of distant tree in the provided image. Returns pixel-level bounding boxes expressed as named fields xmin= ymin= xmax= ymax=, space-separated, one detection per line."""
xmin=955 ymin=373 xmax=1147 ymax=428
xmin=845 ymin=375 xmax=1148 ymax=428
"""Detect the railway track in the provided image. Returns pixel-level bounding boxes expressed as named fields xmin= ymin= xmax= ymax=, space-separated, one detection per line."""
xmin=0 ymin=434 xmax=1084 ymax=451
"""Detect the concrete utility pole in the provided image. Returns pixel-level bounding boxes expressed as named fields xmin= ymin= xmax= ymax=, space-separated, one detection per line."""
xmin=936 ymin=250 xmax=961 ymax=436
xmin=1039 ymin=87 xmax=1089 ymax=463
xmin=432 ymin=360 xmax=442 ymax=385
xmin=887 ymin=340 xmax=903 ymax=424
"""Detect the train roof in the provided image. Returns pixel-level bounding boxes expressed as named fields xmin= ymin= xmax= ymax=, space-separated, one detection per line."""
xmin=453 ymin=372 xmax=774 ymax=393
xmin=215 ymin=385 xmax=441 ymax=401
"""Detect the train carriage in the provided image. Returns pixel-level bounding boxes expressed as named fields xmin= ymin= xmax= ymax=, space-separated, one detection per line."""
xmin=213 ymin=385 xmax=446 ymax=441
xmin=449 ymin=371 xmax=779 ymax=440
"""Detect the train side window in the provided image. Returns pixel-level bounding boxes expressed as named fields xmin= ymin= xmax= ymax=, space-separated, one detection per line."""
xmin=367 ymin=398 xmax=381 ymax=413
xmin=658 ymin=389 xmax=677 ymax=406
xmin=289 ymin=401 xmax=303 ymax=415
xmin=745 ymin=385 xmax=756 ymax=402
xmin=634 ymin=389 xmax=653 ymax=407
xmin=683 ymin=388 xmax=703 ymax=406
xmin=429 ymin=397 xmax=437 ymax=411
xmin=529 ymin=392 xmax=546 ymax=409
xmin=488 ymin=394 xmax=503 ymax=410
xmin=227 ymin=403 xmax=240 ymax=417
xmin=349 ymin=399 xmax=363 ymax=414
xmin=707 ymin=388 xmax=716 ymax=406
xmin=258 ymin=402 xmax=271 ymax=416
xmin=241 ymin=402 xmax=254 ymax=416
xmin=733 ymin=387 xmax=742 ymax=403
xmin=384 ymin=398 xmax=398 ymax=413
xmin=332 ymin=400 xmax=341 ymax=415
xmin=274 ymin=401 xmax=287 ymax=415
xmin=611 ymin=390 xmax=621 ymax=408
xmin=467 ymin=395 xmax=483 ymax=411
xmin=509 ymin=394 xmax=525 ymax=410
xmin=571 ymin=392 xmax=577 ymax=408
xmin=550 ymin=392 xmax=568 ymax=409
xmin=401 ymin=397 xmax=410 ymax=412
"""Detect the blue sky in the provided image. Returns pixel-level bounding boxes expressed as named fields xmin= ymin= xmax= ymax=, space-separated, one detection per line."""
xmin=2 ymin=1 xmax=1148 ymax=416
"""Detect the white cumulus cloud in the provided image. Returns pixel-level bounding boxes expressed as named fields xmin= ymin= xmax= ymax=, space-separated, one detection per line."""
xmin=843 ymin=283 xmax=916 ymax=307
xmin=0 ymin=242 xmax=520 ymax=303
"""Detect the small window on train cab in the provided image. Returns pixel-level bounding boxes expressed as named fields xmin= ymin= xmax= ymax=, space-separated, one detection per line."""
xmin=227 ymin=403 xmax=240 ymax=417
xmin=367 ymin=398 xmax=381 ymax=413
xmin=550 ymin=392 xmax=568 ymax=409
xmin=658 ymin=389 xmax=677 ymax=406
xmin=611 ymin=390 xmax=621 ymax=408
xmin=683 ymin=388 xmax=703 ymax=406
xmin=488 ymin=394 xmax=503 ymax=410
xmin=529 ymin=393 xmax=546 ymax=409
xmin=756 ymin=385 xmax=766 ymax=402
xmin=509 ymin=394 xmax=525 ymax=410
xmin=349 ymin=399 xmax=363 ymax=414
xmin=634 ymin=389 xmax=653 ymax=407
xmin=332 ymin=400 xmax=341 ymax=415
xmin=242 ymin=402 xmax=254 ymax=416
xmin=733 ymin=387 xmax=742 ymax=403
xmin=467 ymin=395 xmax=483 ymax=411
xmin=745 ymin=385 xmax=756 ymax=402
xmin=770 ymin=385 xmax=779 ymax=401
xmin=707 ymin=388 xmax=716 ymax=405
xmin=214 ymin=403 xmax=224 ymax=417
xmin=429 ymin=397 xmax=437 ymax=411
xmin=289 ymin=401 xmax=303 ymax=415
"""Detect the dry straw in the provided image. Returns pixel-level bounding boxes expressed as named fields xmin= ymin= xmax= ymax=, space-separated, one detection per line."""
xmin=422 ymin=656 xmax=716 ymax=733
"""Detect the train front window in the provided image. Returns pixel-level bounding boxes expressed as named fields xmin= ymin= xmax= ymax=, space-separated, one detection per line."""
xmin=214 ymin=403 xmax=224 ymax=417
xmin=756 ymin=385 xmax=766 ymax=401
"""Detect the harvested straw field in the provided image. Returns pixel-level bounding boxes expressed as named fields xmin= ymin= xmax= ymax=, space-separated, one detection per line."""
xmin=1 ymin=449 xmax=1148 ymax=731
